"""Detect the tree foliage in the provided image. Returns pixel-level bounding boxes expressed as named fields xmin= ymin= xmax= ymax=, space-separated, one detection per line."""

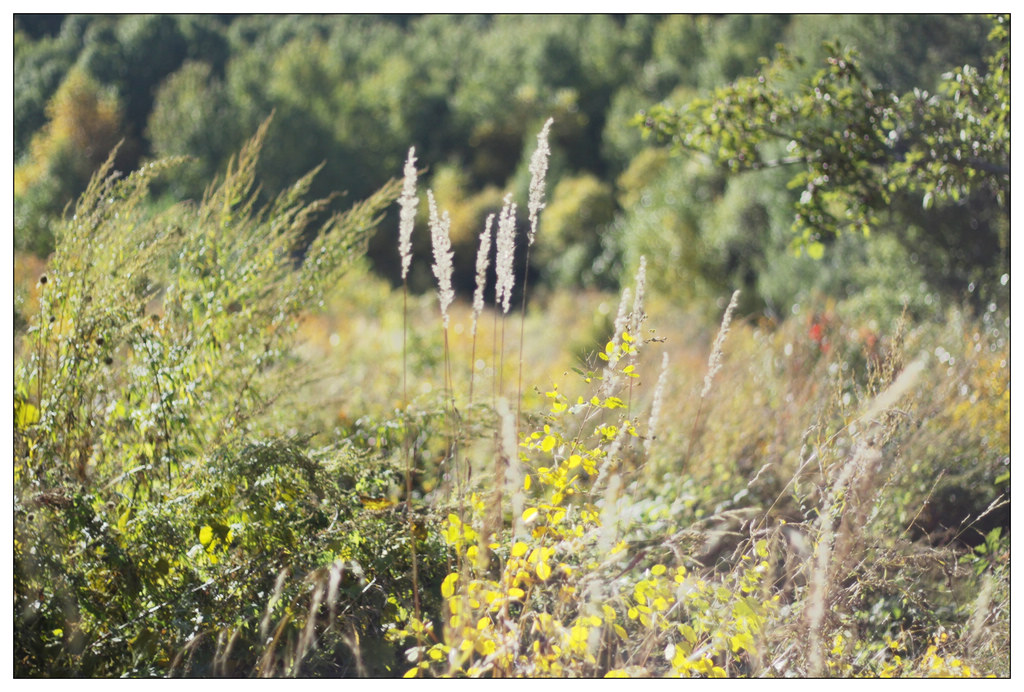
xmin=14 ymin=14 xmax=1008 ymax=310
xmin=14 ymin=66 xmax=128 ymax=255
xmin=638 ymin=15 xmax=1009 ymax=258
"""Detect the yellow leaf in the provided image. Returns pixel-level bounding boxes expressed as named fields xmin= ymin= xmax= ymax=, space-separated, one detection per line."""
xmin=511 ymin=541 xmax=529 ymax=558
xmin=199 ymin=525 xmax=213 ymax=546
xmin=756 ymin=539 xmax=769 ymax=558
xmin=540 ymin=435 xmax=556 ymax=453
xmin=536 ymin=561 xmax=552 ymax=580
xmin=15 ymin=400 xmax=39 ymax=429
xmin=522 ymin=507 xmax=539 ymax=523
xmin=441 ymin=573 xmax=459 ymax=599
xmin=731 ymin=631 xmax=755 ymax=653
xmin=360 ymin=495 xmax=395 ymax=511
xmin=524 ymin=474 xmax=532 ymax=491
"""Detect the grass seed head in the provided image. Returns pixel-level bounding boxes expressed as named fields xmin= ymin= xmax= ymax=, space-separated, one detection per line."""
xmin=427 ymin=190 xmax=455 ymax=329
xmin=701 ymin=289 xmax=740 ymax=400
xmin=472 ymin=214 xmax=495 ymax=335
xmin=495 ymin=194 xmax=518 ymax=314
xmin=398 ymin=147 xmax=418 ymax=281
xmin=527 ymin=118 xmax=554 ymax=246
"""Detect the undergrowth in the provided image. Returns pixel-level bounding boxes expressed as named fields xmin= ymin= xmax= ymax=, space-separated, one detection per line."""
xmin=12 ymin=119 xmax=1009 ymax=678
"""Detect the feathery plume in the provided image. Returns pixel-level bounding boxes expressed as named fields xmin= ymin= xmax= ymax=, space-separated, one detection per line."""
xmin=427 ymin=191 xmax=455 ymax=329
xmin=645 ymin=352 xmax=670 ymax=457
xmin=527 ymin=118 xmax=554 ymax=246
xmin=471 ymin=214 xmax=495 ymax=336
xmin=495 ymin=194 xmax=518 ymax=314
xmin=701 ymin=290 xmax=740 ymax=399
xmin=398 ymin=147 xmax=418 ymax=281
xmin=599 ymin=285 xmax=631 ymax=398
xmin=612 ymin=286 xmax=632 ymax=352
xmin=628 ymin=256 xmax=648 ymax=341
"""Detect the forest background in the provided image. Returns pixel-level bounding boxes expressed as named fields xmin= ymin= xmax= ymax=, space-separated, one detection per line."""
xmin=11 ymin=13 xmax=1011 ymax=678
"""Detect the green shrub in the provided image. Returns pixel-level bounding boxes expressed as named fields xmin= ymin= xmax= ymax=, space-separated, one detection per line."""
xmin=12 ymin=120 xmax=437 ymax=677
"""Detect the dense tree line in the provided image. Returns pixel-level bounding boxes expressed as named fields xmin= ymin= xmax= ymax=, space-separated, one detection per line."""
xmin=15 ymin=14 xmax=1006 ymax=317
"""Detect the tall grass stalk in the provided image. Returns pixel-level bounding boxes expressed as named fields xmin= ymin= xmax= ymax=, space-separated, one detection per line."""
xmin=631 ymin=351 xmax=669 ymax=507
xmin=624 ymin=256 xmax=647 ymax=415
xmin=397 ymin=147 xmax=418 ymax=407
xmin=396 ymin=148 xmax=422 ymax=626
xmin=516 ymin=118 xmax=553 ymax=424
xmin=494 ymin=194 xmax=517 ymax=400
xmin=428 ymin=189 xmax=458 ymax=490
xmin=468 ymin=214 xmax=494 ymax=407
xmin=598 ymin=286 xmax=631 ymax=400
xmin=685 ymin=289 xmax=740 ymax=464
xmin=645 ymin=352 xmax=669 ymax=459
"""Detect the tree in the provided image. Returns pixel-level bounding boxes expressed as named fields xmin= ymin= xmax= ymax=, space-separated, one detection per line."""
xmin=15 ymin=66 xmax=127 ymax=255
xmin=638 ymin=15 xmax=1009 ymax=261
xmin=14 ymin=26 xmax=79 ymax=160
xmin=146 ymin=60 xmax=243 ymax=200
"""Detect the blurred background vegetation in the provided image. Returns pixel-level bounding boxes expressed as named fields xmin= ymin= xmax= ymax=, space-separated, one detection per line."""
xmin=14 ymin=14 xmax=1007 ymax=323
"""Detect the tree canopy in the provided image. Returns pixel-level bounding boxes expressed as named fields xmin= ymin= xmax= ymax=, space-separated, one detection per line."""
xmin=638 ymin=15 xmax=1008 ymax=259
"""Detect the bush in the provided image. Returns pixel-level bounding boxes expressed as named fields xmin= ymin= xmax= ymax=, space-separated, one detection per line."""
xmin=12 ymin=121 xmax=433 ymax=677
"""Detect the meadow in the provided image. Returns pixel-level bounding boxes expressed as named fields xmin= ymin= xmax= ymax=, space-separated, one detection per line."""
xmin=12 ymin=116 xmax=1009 ymax=678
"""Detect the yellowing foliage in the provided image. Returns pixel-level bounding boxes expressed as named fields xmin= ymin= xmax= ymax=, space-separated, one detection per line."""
xmin=16 ymin=67 xmax=124 ymax=197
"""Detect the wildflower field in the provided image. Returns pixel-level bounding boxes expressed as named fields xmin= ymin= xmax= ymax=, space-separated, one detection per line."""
xmin=13 ymin=14 xmax=1009 ymax=679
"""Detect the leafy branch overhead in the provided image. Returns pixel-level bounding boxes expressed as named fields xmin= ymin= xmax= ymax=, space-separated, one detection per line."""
xmin=637 ymin=14 xmax=1009 ymax=257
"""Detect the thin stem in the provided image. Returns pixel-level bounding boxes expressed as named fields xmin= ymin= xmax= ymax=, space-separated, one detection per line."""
xmin=402 ymin=284 xmax=408 ymax=407
xmin=515 ymin=244 xmax=533 ymax=432
xmin=400 ymin=278 xmax=421 ymax=629
xmin=468 ymin=330 xmax=479 ymax=408
xmin=684 ymin=398 xmax=705 ymax=471
xmin=499 ymin=314 xmax=507 ymax=397
xmin=442 ymin=327 xmax=461 ymax=501
xmin=492 ymin=308 xmax=499 ymax=404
